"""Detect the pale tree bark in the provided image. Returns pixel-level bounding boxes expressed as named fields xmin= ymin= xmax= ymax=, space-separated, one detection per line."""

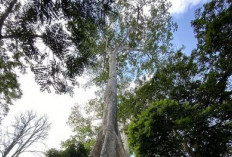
xmin=90 ymin=48 xmax=127 ymax=157
xmin=121 ymin=128 xmax=130 ymax=157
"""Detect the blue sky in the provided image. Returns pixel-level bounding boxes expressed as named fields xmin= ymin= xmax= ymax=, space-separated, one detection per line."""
xmin=172 ymin=2 xmax=208 ymax=56
xmin=1 ymin=1 xmax=210 ymax=157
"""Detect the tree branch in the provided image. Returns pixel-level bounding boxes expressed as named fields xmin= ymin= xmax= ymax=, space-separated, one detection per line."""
xmin=113 ymin=29 xmax=132 ymax=54
xmin=0 ymin=34 xmax=44 ymax=40
xmin=1 ymin=111 xmax=50 ymax=157
xmin=121 ymin=46 xmax=145 ymax=53
xmin=0 ymin=0 xmax=18 ymax=39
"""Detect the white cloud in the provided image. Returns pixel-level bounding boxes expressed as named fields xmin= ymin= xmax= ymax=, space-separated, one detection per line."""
xmin=168 ymin=0 xmax=209 ymax=14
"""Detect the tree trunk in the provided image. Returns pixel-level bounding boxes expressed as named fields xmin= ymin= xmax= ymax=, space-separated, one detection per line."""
xmin=90 ymin=50 xmax=127 ymax=157
xmin=121 ymin=128 xmax=130 ymax=157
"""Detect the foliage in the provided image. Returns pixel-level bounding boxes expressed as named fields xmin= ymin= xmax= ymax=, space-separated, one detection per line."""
xmin=45 ymin=141 xmax=89 ymax=157
xmin=0 ymin=0 xmax=113 ymax=118
xmin=128 ymin=100 xmax=188 ymax=157
xmin=121 ymin=0 xmax=232 ymax=121
xmin=67 ymin=102 xmax=102 ymax=151
xmin=124 ymin=0 xmax=232 ymax=152
xmin=0 ymin=51 xmax=22 ymax=121
xmin=89 ymin=0 xmax=176 ymax=86
xmin=118 ymin=50 xmax=199 ymax=123
xmin=61 ymin=139 xmax=90 ymax=157
xmin=0 ymin=111 xmax=50 ymax=157
xmin=45 ymin=148 xmax=61 ymax=157
xmin=126 ymin=48 xmax=232 ymax=156
xmin=126 ymin=0 xmax=232 ymax=154
xmin=192 ymin=0 xmax=232 ymax=107
xmin=124 ymin=0 xmax=232 ymax=153
xmin=129 ymin=99 xmax=232 ymax=157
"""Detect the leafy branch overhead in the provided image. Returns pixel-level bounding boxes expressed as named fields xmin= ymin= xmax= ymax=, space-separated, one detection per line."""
xmin=0 ymin=0 xmax=114 ymax=118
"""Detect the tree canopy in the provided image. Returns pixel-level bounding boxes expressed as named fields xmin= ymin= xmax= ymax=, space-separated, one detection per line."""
xmin=45 ymin=141 xmax=89 ymax=157
xmin=0 ymin=0 xmax=114 ymax=119
xmin=127 ymin=0 xmax=232 ymax=156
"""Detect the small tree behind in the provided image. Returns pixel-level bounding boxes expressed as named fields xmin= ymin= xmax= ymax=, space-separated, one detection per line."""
xmin=0 ymin=111 xmax=50 ymax=157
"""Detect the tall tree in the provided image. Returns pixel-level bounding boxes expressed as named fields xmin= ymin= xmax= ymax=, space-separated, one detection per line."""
xmin=0 ymin=111 xmax=50 ymax=157
xmin=1 ymin=0 xmax=175 ymax=156
xmin=89 ymin=1 xmax=175 ymax=156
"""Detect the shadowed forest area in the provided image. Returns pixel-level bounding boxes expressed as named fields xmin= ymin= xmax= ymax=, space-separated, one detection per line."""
xmin=0 ymin=0 xmax=231 ymax=157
